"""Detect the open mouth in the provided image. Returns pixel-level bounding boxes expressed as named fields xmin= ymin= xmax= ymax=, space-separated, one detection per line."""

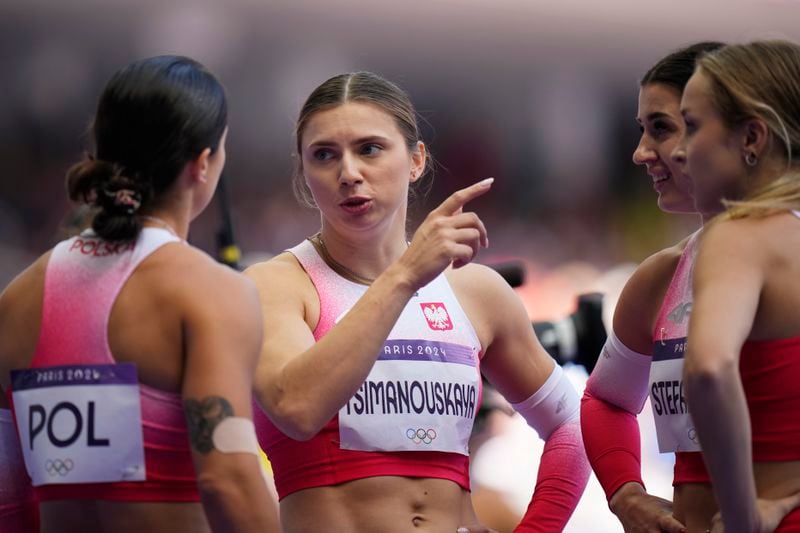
xmin=651 ymin=173 xmax=671 ymax=185
xmin=340 ymin=197 xmax=373 ymax=214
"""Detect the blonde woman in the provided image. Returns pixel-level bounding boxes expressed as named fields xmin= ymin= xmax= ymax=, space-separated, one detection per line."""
xmin=676 ymin=40 xmax=800 ymax=532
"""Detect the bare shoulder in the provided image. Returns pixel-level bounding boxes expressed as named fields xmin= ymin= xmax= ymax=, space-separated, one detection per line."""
xmin=244 ymin=252 xmax=312 ymax=289
xmin=612 ymin=238 xmax=690 ymax=353
xmin=760 ymin=211 xmax=800 ymax=266
xmin=446 ymin=263 xmax=529 ymax=346
xmin=698 ymin=216 xmax=749 ymax=246
xmin=140 ymin=243 xmax=261 ymax=317
xmin=620 ymin=240 xmax=686 ymax=304
xmin=698 ymin=213 xmax=795 ymax=269
xmin=700 ymin=214 xmax=781 ymax=253
xmin=445 ymin=262 xmax=513 ymax=303
xmin=244 ymin=251 xmax=317 ymax=300
xmin=245 ymin=252 xmax=320 ymax=348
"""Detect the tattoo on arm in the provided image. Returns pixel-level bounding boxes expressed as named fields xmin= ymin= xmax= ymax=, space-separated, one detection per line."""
xmin=184 ymin=396 xmax=234 ymax=454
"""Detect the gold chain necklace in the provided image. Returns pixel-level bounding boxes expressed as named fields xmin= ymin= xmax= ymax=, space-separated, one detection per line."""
xmin=310 ymin=233 xmax=376 ymax=286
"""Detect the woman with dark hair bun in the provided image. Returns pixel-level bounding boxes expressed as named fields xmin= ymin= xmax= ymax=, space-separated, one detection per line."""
xmin=0 ymin=55 xmax=278 ymax=532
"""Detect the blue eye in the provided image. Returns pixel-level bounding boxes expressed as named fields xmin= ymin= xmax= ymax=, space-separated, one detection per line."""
xmin=361 ymin=143 xmax=382 ymax=156
xmin=313 ymin=148 xmax=334 ymax=161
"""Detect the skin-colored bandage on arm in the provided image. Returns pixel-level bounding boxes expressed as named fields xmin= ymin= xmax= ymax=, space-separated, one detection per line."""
xmin=211 ymin=416 xmax=278 ymax=488
xmin=211 ymin=417 xmax=261 ymax=456
xmin=511 ymin=363 xmax=580 ymax=440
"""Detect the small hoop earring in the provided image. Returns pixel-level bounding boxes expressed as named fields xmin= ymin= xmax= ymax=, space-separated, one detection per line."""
xmin=745 ymin=152 xmax=758 ymax=167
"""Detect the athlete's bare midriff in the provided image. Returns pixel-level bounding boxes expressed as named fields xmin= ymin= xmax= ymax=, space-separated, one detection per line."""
xmin=673 ymin=483 xmax=717 ymax=533
xmin=754 ymin=460 xmax=800 ymax=501
xmin=279 ymin=476 xmax=478 ymax=533
xmin=673 ymin=461 xmax=800 ymax=532
xmin=39 ymin=501 xmax=212 ymax=533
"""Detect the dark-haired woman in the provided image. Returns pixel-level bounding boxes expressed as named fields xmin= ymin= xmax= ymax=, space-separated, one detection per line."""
xmin=0 ymin=55 xmax=278 ymax=533
xmin=580 ymin=42 xmax=725 ymax=533
xmin=246 ymin=71 xmax=590 ymax=532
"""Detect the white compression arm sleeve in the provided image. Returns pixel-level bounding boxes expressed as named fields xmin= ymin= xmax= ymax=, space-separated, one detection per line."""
xmin=511 ymin=363 xmax=580 ymax=440
xmin=584 ymin=330 xmax=651 ymax=414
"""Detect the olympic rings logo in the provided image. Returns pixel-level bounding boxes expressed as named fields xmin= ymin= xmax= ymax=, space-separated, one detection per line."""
xmin=406 ymin=428 xmax=437 ymax=445
xmin=45 ymin=459 xmax=74 ymax=477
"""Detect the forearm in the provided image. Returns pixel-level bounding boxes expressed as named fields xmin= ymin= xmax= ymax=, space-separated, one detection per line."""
xmin=580 ymin=391 xmax=644 ymax=501
xmin=685 ymin=361 xmax=757 ymax=531
xmin=183 ymin=389 xmax=280 ymax=531
xmin=198 ymin=461 xmax=279 ymax=532
xmin=269 ymin=263 xmax=417 ymax=435
xmin=509 ymin=364 xmax=589 ymax=531
xmin=608 ymin=481 xmax=647 ymax=516
xmin=580 ymin=330 xmax=649 ymax=501
xmin=515 ymin=420 xmax=590 ymax=532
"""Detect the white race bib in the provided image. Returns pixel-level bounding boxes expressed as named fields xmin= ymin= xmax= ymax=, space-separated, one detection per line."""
xmin=11 ymin=363 xmax=146 ymax=486
xmin=339 ymin=339 xmax=480 ymax=455
xmin=649 ymin=338 xmax=701 ymax=453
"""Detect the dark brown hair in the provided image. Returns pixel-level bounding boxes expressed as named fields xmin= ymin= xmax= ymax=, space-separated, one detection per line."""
xmin=640 ymin=41 xmax=725 ymax=92
xmin=66 ymin=55 xmax=227 ymax=240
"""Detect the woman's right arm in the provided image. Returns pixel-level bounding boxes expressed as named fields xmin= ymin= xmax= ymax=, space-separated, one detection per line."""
xmin=581 ymin=247 xmax=686 ymax=533
xmin=246 ymin=180 xmax=492 ymax=440
xmin=180 ymin=260 xmax=280 ymax=532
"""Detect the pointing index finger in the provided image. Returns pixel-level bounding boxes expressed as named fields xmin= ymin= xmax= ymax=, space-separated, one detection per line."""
xmin=436 ymin=178 xmax=494 ymax=216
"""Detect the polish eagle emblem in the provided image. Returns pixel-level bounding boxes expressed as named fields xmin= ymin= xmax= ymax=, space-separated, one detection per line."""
xmin=420 ymin=302 xmax=453 ymax=331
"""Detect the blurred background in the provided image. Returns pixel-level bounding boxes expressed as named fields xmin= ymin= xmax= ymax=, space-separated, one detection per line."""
xmin=2 ymin=0 xmax=798 ymax=530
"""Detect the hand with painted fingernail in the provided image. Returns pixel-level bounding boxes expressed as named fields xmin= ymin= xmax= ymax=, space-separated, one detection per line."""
xmin=397 ymin=178 xmax=493 ymax=290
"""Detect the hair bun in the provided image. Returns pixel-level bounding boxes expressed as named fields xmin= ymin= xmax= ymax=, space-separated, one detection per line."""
xmin=66 ymin=157 xmax=120 ymax=205
xmin=98 ymin=177 xmax=144 ymax=215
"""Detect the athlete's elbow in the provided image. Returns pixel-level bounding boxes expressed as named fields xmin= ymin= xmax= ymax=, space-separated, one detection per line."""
xmin=196 ymin=459 xmax=279 ymax=532
xmin=276 ymin=415 xmax=322 ymax=442
xmin=196 ymin=464 xmax=260 ymax=514
xmin=683 ymin=349 xmax=738 ymax=389
xmin=255 ymin=376 xmax=328 ymax=441
xmin=268 ymin=398 xmax=325 ymax=441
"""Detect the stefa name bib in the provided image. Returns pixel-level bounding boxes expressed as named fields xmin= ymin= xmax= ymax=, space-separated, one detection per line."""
xmin=649 ymin=337 xmax=701 ymax=453
xmin=339 ymin=339 xmax=480 ymax=456
xmin=11 ymin=363 xmax=146 ymax=486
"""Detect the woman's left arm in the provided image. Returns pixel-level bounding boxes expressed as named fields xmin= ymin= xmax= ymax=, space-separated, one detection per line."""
xmin=685 ymin=220 xmax=763 ymax=533
xmin=453 ymin=265 xmax=590 ymax=532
